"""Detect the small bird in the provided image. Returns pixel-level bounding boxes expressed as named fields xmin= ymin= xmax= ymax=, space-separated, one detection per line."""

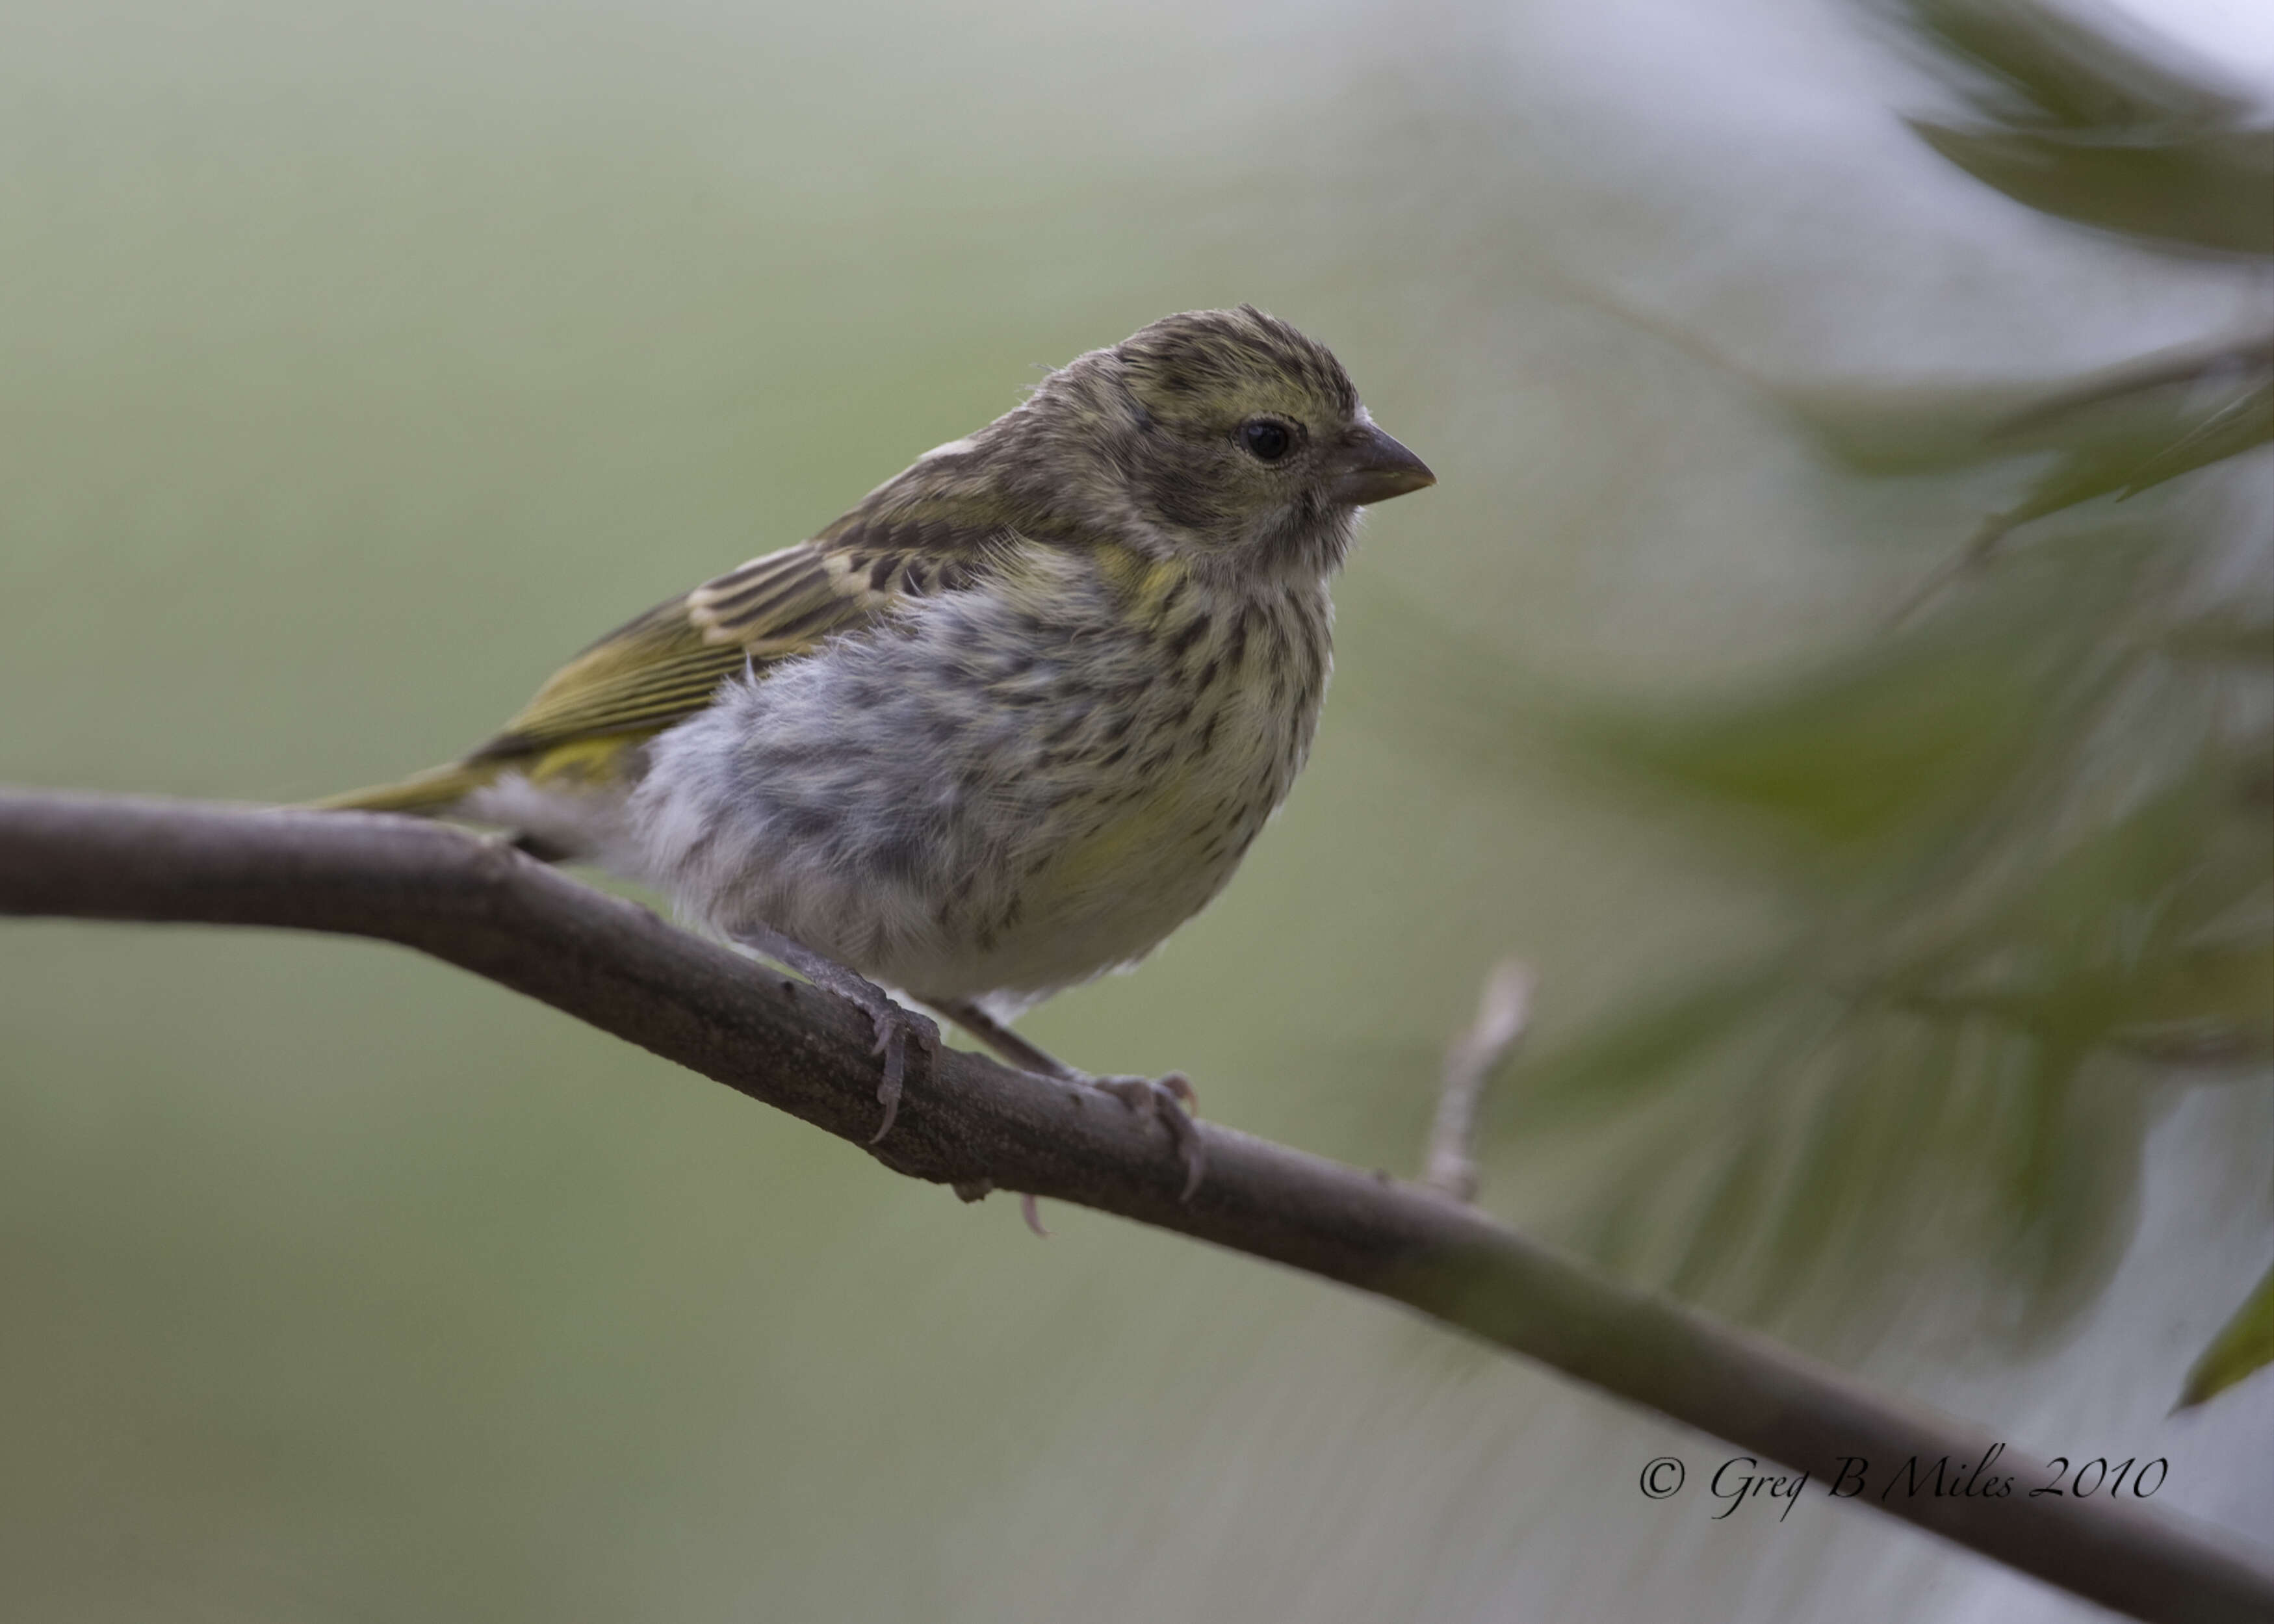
xmin=320 ymin=307 xmax=1434 ymax=1193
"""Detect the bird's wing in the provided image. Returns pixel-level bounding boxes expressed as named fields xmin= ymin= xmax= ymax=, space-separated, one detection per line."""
xmin=469 ymin=517 xmax=1010 ymax=766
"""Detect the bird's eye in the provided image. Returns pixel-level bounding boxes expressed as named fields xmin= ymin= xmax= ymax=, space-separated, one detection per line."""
xmin=1239 ymin=419 xmax=1293 ymax=463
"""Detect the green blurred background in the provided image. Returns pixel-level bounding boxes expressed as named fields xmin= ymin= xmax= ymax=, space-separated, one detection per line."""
xmin=3 ymin=1 xmax=2268 ymax=1619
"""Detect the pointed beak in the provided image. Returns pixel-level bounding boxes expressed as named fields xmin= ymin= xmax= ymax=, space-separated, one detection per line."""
xmin=1324 ymin=424 xmax=1436 ymax=506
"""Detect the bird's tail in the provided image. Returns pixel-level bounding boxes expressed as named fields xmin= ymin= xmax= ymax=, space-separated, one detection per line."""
xmin=305 ymin=760 xmax=500 ymax=816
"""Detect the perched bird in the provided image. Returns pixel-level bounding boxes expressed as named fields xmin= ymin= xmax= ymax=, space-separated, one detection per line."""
xmin=320 ymin=306 xmax=1434 ymax=1193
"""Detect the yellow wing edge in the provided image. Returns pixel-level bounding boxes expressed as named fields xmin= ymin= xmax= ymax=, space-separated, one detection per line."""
xmin=309 ymin=511 xmax=1021 ymax=818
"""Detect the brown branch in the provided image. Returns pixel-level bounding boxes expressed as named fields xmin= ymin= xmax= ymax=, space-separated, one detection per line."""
xmin=3 ymin=790 xmax=2269 ymax=1624
xmin=1425 ymin=959 xmax=1532 ymax=1200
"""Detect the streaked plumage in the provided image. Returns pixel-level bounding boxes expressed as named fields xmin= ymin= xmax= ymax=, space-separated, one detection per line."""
xmin=322 ymin=306 xmax=1433 ymax=1112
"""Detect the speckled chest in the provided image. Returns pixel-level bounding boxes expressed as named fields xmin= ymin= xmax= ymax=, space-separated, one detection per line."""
xmin=632 ymin=548 xmax=1336 ymax=999
xmin=1006 ymin=562 xmax=1332 ymax=904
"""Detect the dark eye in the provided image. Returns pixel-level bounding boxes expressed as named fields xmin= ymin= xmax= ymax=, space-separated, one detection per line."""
xmin=1239 ymin=418 xmax=1293 ymax=463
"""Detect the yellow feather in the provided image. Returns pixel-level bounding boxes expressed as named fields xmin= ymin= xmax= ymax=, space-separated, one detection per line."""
xmin=305 ymin=762 xmax=502 ymax=814
xmin=1037 ymin=766 xmax=1202 ymax=904
xmin=522 ymin=736 xmax=646 ymax=788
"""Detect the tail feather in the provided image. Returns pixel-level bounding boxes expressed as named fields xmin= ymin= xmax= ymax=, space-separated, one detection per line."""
xmin=306 ymin=762 xmax=500 ymax=816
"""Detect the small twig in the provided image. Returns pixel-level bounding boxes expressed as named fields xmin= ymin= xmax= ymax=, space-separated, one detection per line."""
xmin=1886 ymin=509 xmax=2014 ymax=630
xmin=1425 ymin=960 xmax=1534 ymax=1201
xmin=1885 ymin=331 xmax=2273 ymax=634
xmin=1991 ymin=330 xmax=2274 ymax=437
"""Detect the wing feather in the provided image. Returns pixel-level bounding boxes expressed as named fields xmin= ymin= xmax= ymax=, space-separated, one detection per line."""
xmin=467 ymin=513 xmax=1014 ymax=767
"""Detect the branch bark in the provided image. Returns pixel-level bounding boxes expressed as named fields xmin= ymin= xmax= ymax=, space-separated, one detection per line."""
xmin=3 ymin=790 xmax=2268 ymax=1624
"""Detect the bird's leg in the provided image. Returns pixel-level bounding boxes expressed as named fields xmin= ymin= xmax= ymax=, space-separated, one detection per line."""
xmin=1083 ymin=1074 xmax=1204 ymax=1202
xmin=922 ymin=998 xmax=1065 ymax=1077
xmin=924 ymin=996 xmax=1205 ymax=1202
xmin=734 ymin=925 xmax=938 ymax=1144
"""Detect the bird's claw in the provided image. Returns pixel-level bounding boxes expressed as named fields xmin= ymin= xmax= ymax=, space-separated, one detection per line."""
xmin=862 ymin=997 xmax=941 ymax=1144
xmin=729 ymin=927 xmax=939 ymax=1145
xmin=1089 ymin=1072 xmax=1205 ymax=1202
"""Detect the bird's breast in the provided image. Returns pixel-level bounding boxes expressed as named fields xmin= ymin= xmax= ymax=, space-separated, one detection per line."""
xmin=992 ymin=573 xmax=1334 ymax=958
xmin=630 ymin=561 xmax=1336 ymax=1003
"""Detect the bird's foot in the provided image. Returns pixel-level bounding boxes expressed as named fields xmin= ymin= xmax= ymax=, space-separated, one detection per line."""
xmin=849 ymin=987 xmax=940 ymax=1144
xmin=1084 ymin=1072 xmax=1205 ymax=1202
xmin=734 ymin=927 xmax=938 ymax=1142
xmin=917 ymin=997 xmax=1205 ymax=1204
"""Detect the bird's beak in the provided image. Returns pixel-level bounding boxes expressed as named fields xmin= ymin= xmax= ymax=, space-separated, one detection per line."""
xmin=1325 ymin=424 xmax=1436 ymax=506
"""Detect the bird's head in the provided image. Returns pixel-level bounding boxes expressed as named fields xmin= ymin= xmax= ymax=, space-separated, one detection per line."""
xmin=1013 ymin=306 xmax=1435 ymax=578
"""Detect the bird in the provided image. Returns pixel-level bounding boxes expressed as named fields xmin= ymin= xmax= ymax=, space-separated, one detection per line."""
xmin=318 ymin=306 xmax=1435 ymax=1198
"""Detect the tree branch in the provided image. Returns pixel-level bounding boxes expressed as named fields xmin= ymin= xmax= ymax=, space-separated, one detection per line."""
xmin=3 ymin=791 xmax=2268 ymax=1624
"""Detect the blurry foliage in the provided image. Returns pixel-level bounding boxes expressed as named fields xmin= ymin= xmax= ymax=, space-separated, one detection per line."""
xmin=2178 ymin=1258 xmax=2274 ymax=1411
xmin=1893 ymin=0 xmax=2274 ymax=255
xmin=1487 ymin=0 xmax=2273 ymax=1369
